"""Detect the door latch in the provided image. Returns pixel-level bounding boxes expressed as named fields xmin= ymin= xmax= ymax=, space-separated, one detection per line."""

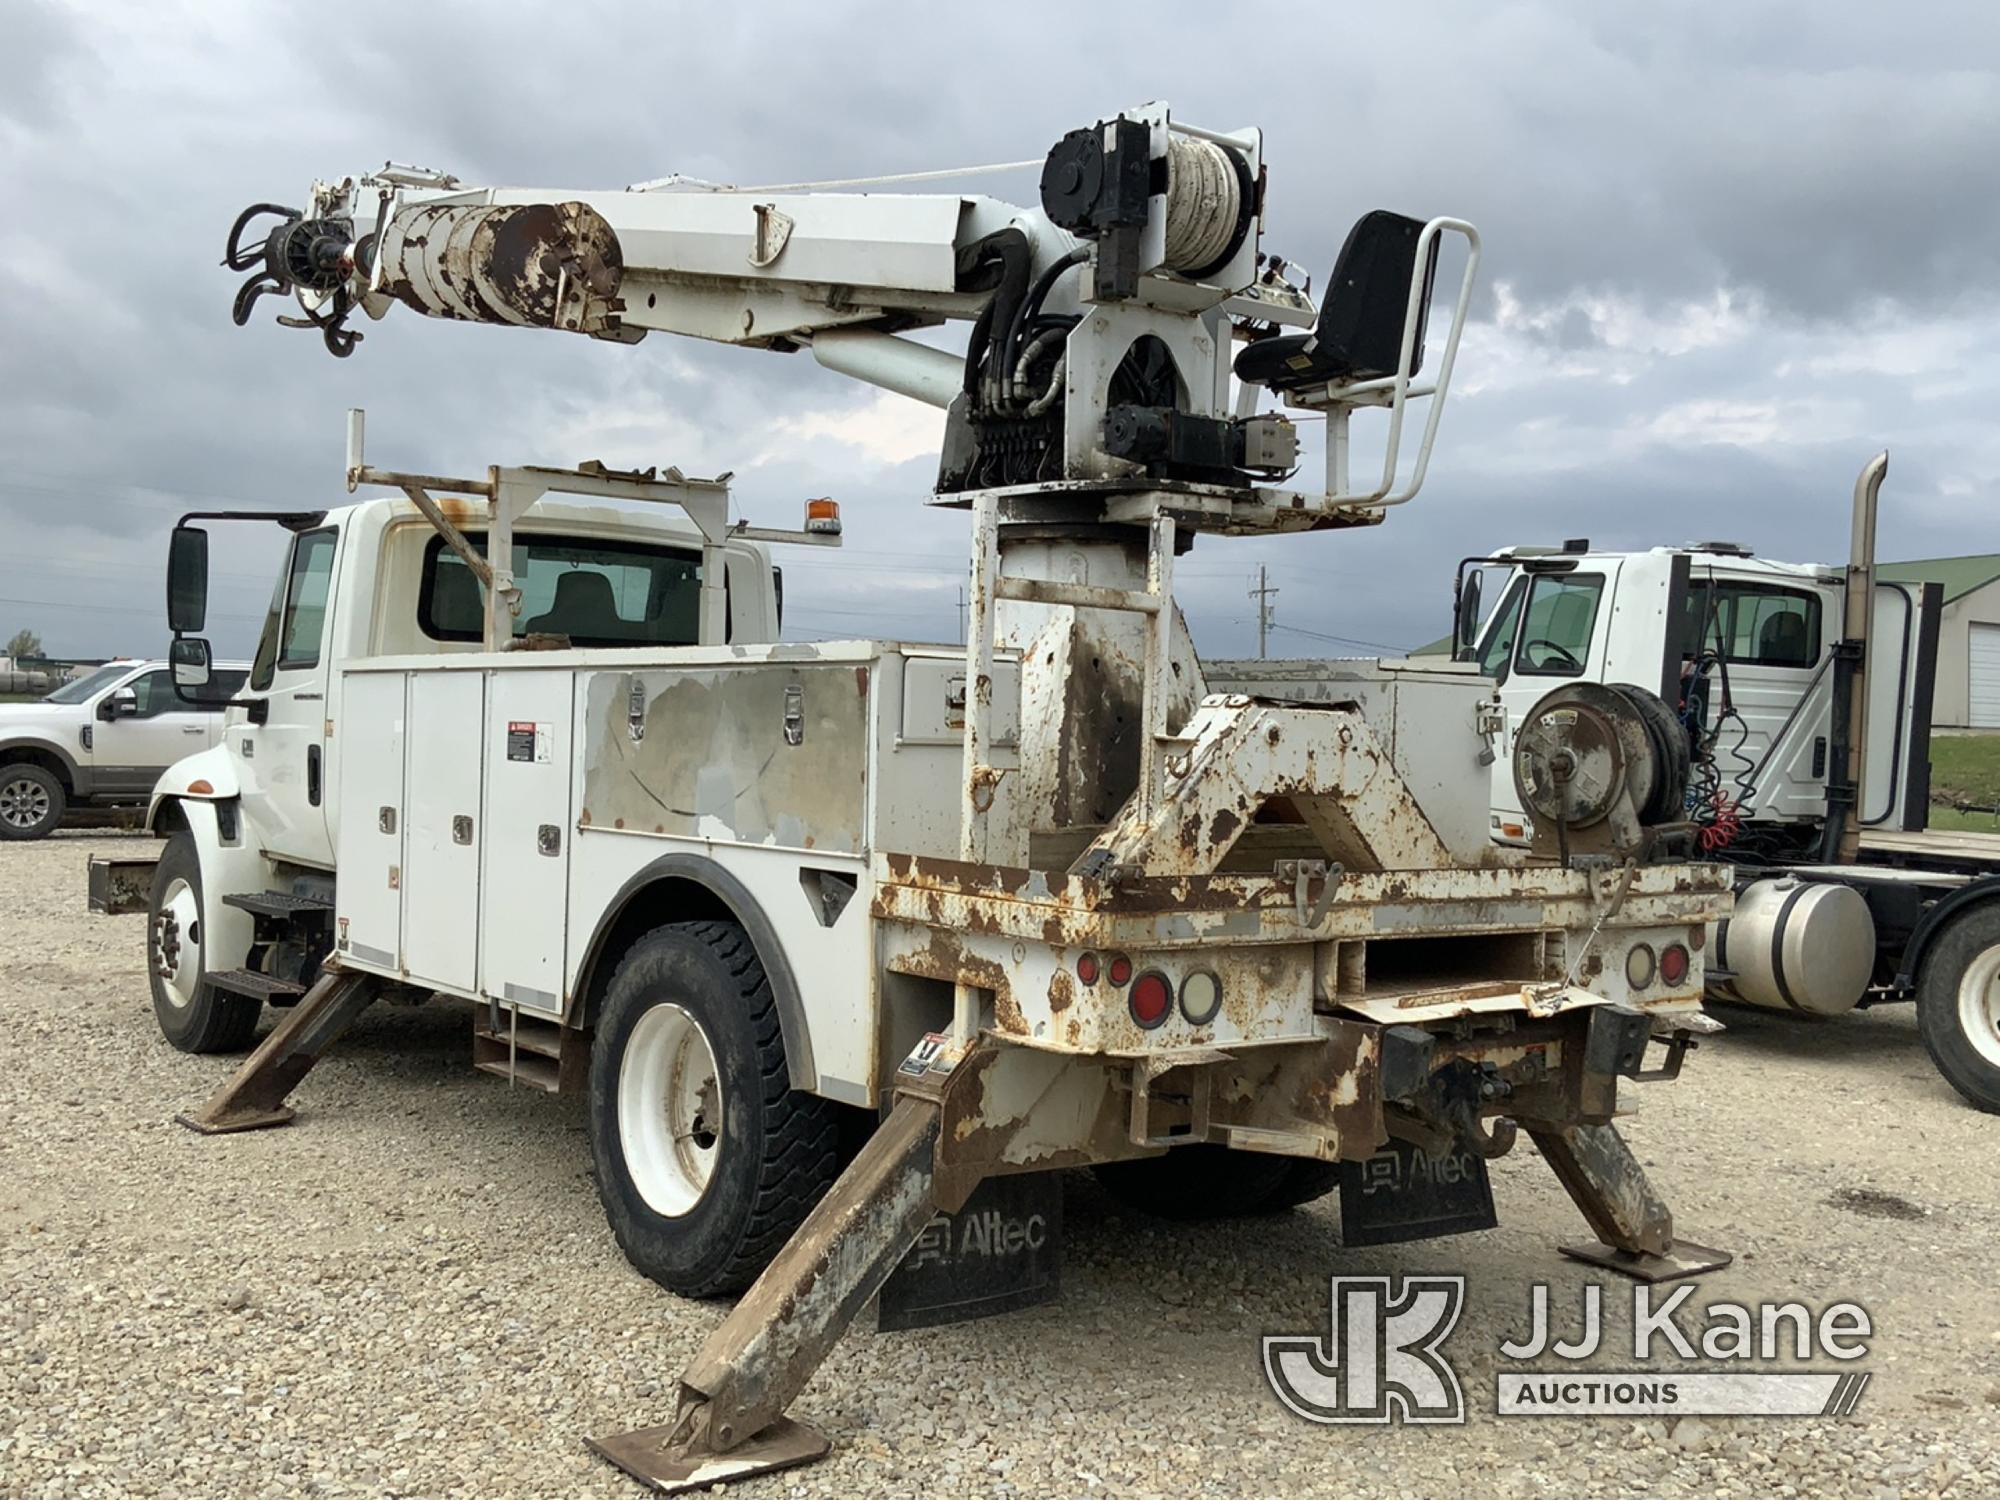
xmin=783 ymin=684 xmax=805 ymax=746
xmin=378 ymin=806 xmax=397 ymax=834
xmin=537 ymin=824 xmax=561 ymax=857
xmin=627 ymin=675 xmax=647 ymax=743
xmin=452 ymin=814 xmax=474 ymax=845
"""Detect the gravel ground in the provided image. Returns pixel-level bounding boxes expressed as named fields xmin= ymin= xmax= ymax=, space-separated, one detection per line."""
xmin=4 ymin=831 xmax=1998 ymax=1498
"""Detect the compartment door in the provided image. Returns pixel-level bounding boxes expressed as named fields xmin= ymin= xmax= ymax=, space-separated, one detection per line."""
xmin=403 ymin=671 xmax=486 ymax=993
xmin=333 ymin=672 xmax=407 ymax=974
xmin=479 ymin=673 xmax=573 ymax=1017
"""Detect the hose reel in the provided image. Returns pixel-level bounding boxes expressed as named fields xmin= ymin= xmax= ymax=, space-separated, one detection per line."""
xmin=1512 ymin=682 xmax=1690 ymax=861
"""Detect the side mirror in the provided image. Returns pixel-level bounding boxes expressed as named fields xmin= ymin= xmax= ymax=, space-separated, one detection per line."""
xmin=1455 ymin=573 xmax=1484 ymax=658
xmin=170 ymin=637 xmax=212 ymax=689
xmin=167 ymin=525 xmax=210 ymax=635
xmin=101 ymin=687 xmax=139 ymax=720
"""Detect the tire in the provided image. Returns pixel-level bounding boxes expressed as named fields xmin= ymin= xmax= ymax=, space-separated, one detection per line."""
xmin=147 ymin=833 xmax=263 ymax=1053
xmin=1264 ymin=1158 xmax=1345 ymax=1212
xmin=0 ymin=763 xmax=65 ymax=841
xmin=1092 ymin=1144 xmax=1304 ymax=1220
xmin=589 ymin=920 xmax=841 ymax=1297
xmin=1915 ymin=905 xmax=2000 ymax=1114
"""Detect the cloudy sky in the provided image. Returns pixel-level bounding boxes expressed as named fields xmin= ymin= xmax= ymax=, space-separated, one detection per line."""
xmin=4 ymin=1 xmax=1998 ymax=663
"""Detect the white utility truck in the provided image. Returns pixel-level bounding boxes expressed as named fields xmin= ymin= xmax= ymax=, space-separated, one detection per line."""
xmin=98 ymin=105 xmax=1733 ymax=1491
xmin=1454 ymin=456 xmax=2000 ymax=1113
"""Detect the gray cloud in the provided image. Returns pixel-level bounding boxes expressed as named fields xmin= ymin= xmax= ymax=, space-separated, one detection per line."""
xmin=3 ymin=1 xmax=1998 ymax=668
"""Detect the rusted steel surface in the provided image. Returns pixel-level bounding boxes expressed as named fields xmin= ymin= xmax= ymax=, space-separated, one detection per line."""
xmin=86 ymin=854 xmax=158 ymax=915
xmin=1527 ymin=1121 xmax=1673 ymax=1257
xmin=872 ymin=850 xmax=1733 ymax=945
xmin=379 ymin=201 xmax=626 ymax=336
xmin=1204 ymin=1023 xmax=1386 ymax=1159
xmin=1077 ymin=696 xmax=1454 ymax=877
xmin=176 ymin=968 xmax=378 ymax=1134
xmin=581 ymin=665 xmax=869 ymax=852
xmin=932 ymin=1045 xmax=1138 ymax=1210
xmin=604 ymin=1096 xmax=942 ymax=1478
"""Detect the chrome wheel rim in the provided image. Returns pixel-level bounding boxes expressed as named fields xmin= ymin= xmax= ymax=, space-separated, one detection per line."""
xmin=0 ymin=775 xmax=51 ymax=831
xmin=618 ymin=1002 xmax=722 ymax=1218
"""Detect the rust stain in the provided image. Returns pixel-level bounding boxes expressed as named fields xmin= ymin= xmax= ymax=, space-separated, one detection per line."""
xmin=1047 ymin=969 xmax=1074 ymax=1015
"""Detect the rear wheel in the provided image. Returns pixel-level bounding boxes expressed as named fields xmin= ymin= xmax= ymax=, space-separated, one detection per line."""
xmin=0 ymin=764 xmax=65 ymax=841
xmin=1916 ymin=906 xmax=2000 ymax=1114
xmin=1093 ymin=1144 xmax=1316 ymax=1220
xmin=147 ymin=833 xmax=262 ymax=1053
xmin=589 ymin=920 xmax=841 ymax=1297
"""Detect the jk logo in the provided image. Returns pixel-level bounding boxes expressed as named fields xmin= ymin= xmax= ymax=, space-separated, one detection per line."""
xmin=1263 ymin=1275 xmax=1467 ymax=1424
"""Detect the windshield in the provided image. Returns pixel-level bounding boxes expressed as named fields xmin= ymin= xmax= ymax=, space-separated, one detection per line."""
xmin=40 ymin=663 xmax=132 ymax=705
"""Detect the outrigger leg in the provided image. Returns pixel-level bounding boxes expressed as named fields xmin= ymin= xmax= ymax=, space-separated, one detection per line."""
xmin=1530 ymin=1121 xmax=1731 ymax=1283
xmin=176 ymin=967 xmax=379 ymax=1133
xmin=588 ymin=1091 xmax=949 ymax=1493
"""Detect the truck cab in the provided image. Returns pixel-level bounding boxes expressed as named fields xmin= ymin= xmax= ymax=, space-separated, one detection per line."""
xmin=137 ymin=489 xmax=780 ymax=1049
xmin=1460 ymin=543 xmax=1937 ymax=846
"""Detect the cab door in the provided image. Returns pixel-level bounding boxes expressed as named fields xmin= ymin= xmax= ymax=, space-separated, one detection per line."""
xmin=236 ymin=526 xmax=340 ymax=866
xmin=1478 ymin=562 xmax=1621 ymax=834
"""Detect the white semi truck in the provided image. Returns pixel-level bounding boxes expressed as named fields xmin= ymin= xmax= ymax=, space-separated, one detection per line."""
xmin=1455 ymin=456 xmax=2000 ymax=1113
xmin=98 ymin=106 xmax=1734 ymax=1491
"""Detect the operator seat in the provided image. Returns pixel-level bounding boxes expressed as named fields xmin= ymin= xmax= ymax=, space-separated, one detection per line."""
xmin=430 ymin=562 xmax=486 ymax=637
xmin=525 ymin=570 xmax=620 ymax=642
xmin=1233 ymin=209 xmax=1439 ymax=392
xmin=1758 ymin=611 xmax=1810 ymax=665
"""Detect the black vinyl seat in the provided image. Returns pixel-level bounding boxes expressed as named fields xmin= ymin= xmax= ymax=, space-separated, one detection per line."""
xmin=1233 ymin=209 xmax=1436 ymax=392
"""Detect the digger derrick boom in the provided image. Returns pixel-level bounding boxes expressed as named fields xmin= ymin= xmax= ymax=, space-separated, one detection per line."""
xmin=189 ymin=101 xmax=1727 ymax=1496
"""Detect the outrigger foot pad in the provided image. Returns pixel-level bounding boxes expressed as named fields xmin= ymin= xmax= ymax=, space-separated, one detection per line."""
xmin=587 ymin=1416 xmax=830 ymax=1495
xmin=175 ymin=1104 xmax=295 ymax=1135
xmin=174 ymin=968 xmax=378 ymax=1135
xmin=1559 ymin=1237 xmax=1732 ymax=1284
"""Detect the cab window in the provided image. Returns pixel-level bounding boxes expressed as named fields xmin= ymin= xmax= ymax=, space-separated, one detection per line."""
xmin=1683 ymin=582 xmax=1821 ymax=668
xmin=251 ymin=528 xmax=338 ymax=689
xmin=1476 ymin=577 xmax=1528 ymax=680
xmin=1514 ymin=572 xmax=1604 ymax=676
xmin=417 ymin=534 xmax=719 ymax=647
xmin=277 ymin=529 xmax=338 ymax=669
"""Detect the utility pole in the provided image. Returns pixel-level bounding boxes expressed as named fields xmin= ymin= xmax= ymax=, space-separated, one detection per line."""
xmin=1250 ymin=564 xmax=1279 ymax=659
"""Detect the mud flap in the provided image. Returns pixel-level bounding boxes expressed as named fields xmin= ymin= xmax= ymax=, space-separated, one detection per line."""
xmin=878 ymin=1171 xmax=1062 ymax=1331
xmin=1338 ymin=1138 xmax=1498 ymax=1245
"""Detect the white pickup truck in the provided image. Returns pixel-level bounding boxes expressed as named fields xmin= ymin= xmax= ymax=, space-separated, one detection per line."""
xmin=0 ymin=658 xmax=248 ymax=840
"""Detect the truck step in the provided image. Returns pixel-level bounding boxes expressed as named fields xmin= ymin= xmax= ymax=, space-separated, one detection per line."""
xmin=206 ymin=968 xmax=307 ymax=1002
xmin=472 ymin=1010 xmax=581 ymax=1092
xmin=222 ymin=890 xmax=333 ymax=920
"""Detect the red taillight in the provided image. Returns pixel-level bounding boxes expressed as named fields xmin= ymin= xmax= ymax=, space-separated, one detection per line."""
xmin=1660 ymin=943 xmax=1691 ymax=986
xmin=1107 ymin=954 xmax=1133 ymax=987
xmin=1075 ymin=951 xmax=1101 ymax=985
xmin=1129 ymin=971 xmax=1171 ymax=1029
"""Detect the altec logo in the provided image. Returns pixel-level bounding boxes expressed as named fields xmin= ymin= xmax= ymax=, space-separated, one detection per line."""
xmin=1263 ymin=1277 xmax=1468 ymax=1425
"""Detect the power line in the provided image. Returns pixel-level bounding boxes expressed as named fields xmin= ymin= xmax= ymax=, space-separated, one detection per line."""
xmin=1270 ymin=621 xmax=1412 ymax=655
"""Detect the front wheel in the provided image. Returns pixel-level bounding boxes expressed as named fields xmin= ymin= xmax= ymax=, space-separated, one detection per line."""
xmin=0 ymin=764 xmax=65 ymax=841
xmin=588 ymin=921 xmax=840 ymax=1297
xmin=147 ymin=833 xmax=262 ymax=1053
xmin=1915 ymin=906 xmax=2000 ymax=1114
